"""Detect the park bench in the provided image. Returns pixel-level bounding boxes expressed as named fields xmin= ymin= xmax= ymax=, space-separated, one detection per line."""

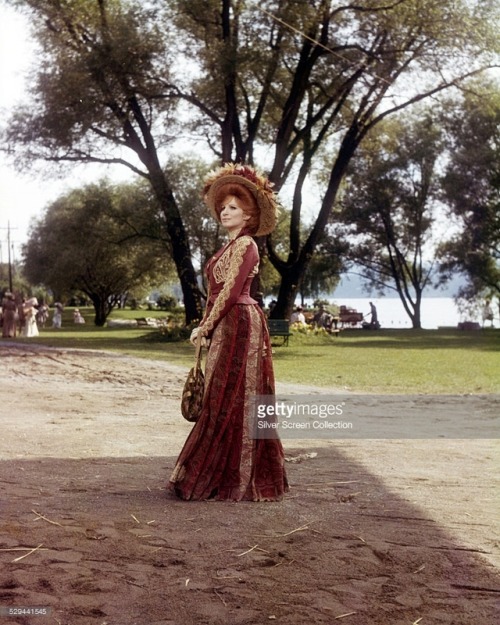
xmin=267 ymin=319 xmax=291 ymax=346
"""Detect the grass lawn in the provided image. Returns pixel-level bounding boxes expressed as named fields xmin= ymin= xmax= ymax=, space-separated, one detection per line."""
xmin=10 ymin=307 xmax=499 ymax=394
xmin=272 ymin=328 xmax=499 ymax=394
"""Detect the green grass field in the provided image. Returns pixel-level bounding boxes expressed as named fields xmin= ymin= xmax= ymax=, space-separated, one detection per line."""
xmin=272 ymin=328 xmax=499 ymax=394
xmin=11 ymin=307 xmax=499 ymax=394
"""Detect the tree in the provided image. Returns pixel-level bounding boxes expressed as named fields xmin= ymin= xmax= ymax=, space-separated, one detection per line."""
xmin=438 ymin=82 xmax=500 ymax=314
xmin=4 ymin=0 xmax=203 ymax=324
xmin=336 ymin=112 xmax=444 ymax=328
xmin=23 ymin=180 xmax=172 ymax=325
xmin=4 ymin=0 xmax=499 ymax=322
xmin=171 ymin=0 xmax=499 ymax=318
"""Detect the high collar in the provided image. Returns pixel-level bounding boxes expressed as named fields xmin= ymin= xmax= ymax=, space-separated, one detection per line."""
xmin=232 ymin=226 xmax=254 ymax=240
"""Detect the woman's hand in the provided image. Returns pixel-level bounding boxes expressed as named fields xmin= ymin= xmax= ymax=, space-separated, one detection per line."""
xmin=190 ymin=326 xmax=210 ymax=348
xmin=190 ymin=327 xmax=200 ymax=345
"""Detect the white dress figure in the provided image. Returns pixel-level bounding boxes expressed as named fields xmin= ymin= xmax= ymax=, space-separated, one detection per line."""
xmin=73 ymin=308 xmax=85 ymax=324
xmin=23 ymin=298 xmax=39 ymax=338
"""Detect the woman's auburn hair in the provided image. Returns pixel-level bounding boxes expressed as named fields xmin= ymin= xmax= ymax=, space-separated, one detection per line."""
xmin=213 ymin=182 xmax=260 ymax=234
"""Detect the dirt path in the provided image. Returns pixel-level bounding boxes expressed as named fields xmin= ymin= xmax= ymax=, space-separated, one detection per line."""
xmin=0 ymin=343 xmax=498 ymax=625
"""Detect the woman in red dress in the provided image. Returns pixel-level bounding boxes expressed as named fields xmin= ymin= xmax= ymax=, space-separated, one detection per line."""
xmin=168 ymin=163 xmax=289 ymax=501
xmin=1 ymin=292 xmax=18 ymax=338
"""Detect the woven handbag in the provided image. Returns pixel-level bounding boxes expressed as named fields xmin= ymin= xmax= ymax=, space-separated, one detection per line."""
xmin=181 ymin=331 xmax=205 ymax=422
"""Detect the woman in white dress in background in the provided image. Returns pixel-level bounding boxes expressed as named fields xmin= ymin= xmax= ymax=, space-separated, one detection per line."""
xmin=23 ymin=297 xmax=39 ymax=338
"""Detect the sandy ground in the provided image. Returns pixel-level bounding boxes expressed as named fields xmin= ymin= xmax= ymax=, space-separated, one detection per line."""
xmin=0 ymin=342 xmax=498 ymax=625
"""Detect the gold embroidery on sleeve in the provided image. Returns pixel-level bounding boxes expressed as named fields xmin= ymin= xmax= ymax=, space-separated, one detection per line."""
xmin=201 ymin=237 xmax=255 ymax=335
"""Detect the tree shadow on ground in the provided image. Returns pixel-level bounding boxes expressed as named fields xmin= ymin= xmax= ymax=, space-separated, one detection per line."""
xmin=330 ymin=329 xmax=500 ymax=352
xmin=1 ymin=448 xmax=498 ymax=625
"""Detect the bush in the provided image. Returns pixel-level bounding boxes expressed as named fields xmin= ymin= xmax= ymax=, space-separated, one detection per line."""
xmin=152 ymin=320 xmax=197 ymax=342
xmin=156 ymin=295 xmax=178 ymax=311
xmin=290 ymin=322 xmax=331 ymax=337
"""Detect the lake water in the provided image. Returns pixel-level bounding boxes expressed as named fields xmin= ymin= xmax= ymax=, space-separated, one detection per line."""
xmin=311 ymin=297 xmax=476 ymax=329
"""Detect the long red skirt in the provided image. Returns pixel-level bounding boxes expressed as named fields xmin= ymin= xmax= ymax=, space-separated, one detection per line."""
xmin=168 ymin=304 xmax=289 ymax=501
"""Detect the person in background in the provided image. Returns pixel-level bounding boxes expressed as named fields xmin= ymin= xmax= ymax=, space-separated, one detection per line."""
xmin=52 ymin=302 xmax=63 ymax=329
xmin=17 ymin=296 xmax=26 ymax=334
xmin=22 ymin=297 xmax=39 ymax=337
xmin=312 ymin=305 xmax=328 ymax=328
xmin=36 ymin=302 xmax=50 ymax=328
xmin=369 ymin=301 xmax=379 ymax=328
xmin=1 ymin=292 xmax=18 ymax=338
xmin=482 ymin=300 xmax=494 ymax=328
xmin=73 ymin=308 xmax=86 ymax=324
xmin=290 ymin=306 xmax=306 ymax=325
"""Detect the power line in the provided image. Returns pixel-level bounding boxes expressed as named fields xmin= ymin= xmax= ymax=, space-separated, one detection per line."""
xmin=258 ymin=5 xmax=394 ymax=88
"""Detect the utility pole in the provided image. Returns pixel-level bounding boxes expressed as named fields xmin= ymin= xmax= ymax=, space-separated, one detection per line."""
xmin=7 ymin=222 xmax=13 ymax=293
xmin=0 ymin=222 xmax=17 ymax=293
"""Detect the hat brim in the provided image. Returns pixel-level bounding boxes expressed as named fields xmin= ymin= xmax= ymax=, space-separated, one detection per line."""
xmin=204 ymin=174 xmax=278 ymax=237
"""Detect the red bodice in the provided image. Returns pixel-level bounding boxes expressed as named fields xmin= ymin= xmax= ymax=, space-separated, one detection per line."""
xmin=199 ymin=233 xmax=259 ymax=337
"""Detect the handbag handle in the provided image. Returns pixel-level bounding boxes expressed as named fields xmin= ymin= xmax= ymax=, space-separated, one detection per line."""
xmin=193 ymin=330 xmax=204 ymax=372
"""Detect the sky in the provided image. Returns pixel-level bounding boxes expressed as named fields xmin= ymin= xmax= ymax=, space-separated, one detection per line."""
xmin=0 ymin=4 xmax=129 ymax=265
xmin=0 ymin=5 xmax=40 ymax=262
xmin=0 ymin=5 xmax=70 ymax=262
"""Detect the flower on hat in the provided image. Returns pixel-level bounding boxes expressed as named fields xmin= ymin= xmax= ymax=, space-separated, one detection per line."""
xmin=202 ymin=163 xmax=275 ymax=196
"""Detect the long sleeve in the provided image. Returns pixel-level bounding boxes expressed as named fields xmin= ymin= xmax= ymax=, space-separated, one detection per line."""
xmin=200 ymin=236 xmax=259 ymax=337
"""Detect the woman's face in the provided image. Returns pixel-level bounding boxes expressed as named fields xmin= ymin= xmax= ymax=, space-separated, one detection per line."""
xmin=220 ymin=195 xmax=250 ymax=236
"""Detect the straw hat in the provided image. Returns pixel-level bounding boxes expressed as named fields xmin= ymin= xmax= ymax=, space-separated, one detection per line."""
xmin=202 ymin=163 xmax=279 ymax=236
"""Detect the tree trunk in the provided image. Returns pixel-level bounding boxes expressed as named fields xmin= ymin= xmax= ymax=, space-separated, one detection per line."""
xmin=149 ymin=171 xmax=204 ymax=325
xmin=411 ymin=311 xmax=422 ymax=329
xmin=118 ymin=91 xmax=204 ymax=326
xmin=269 ymin=134 xmax=359 ymax=320
xmin=396 ymin=285 xmax=423 ymax=330
xmin=406 ymin=302 xmax=422 ymax=329
xmin=270 ymin=267 xmax=303 ymax=320
xmin=164 ymin=206 xmax=204 ymax=324
xmin=91 ymin=295 xmax=109 ymax=327
xmin=410 ymin=292 xmax=422 ymax=329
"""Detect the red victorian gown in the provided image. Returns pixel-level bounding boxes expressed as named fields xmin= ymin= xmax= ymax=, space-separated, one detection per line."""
xmin=168 ymin=230 xmax=289 ymax=501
